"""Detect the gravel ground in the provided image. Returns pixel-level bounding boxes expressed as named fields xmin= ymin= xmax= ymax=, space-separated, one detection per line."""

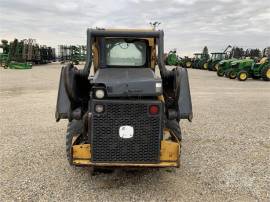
xmin=0 ymin=63 xmax=269 ymax=202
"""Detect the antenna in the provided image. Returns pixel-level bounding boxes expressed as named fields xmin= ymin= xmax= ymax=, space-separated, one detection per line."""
xmin=149 ymin=21 xmax=161 ymax=30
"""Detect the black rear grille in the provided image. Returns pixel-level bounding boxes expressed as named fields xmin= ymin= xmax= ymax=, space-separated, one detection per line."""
xmin=91 ymin=100 xmax=162 ymax=163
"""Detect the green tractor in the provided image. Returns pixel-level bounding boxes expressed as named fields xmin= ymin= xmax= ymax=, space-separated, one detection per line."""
xmin=217 ymin=58 xmax=237 ymax=77
xmin=231 ymin=57 xmax=270 ymax=81
xmin=180 ymin=56 xmax=193 ymax=68
xmin=207 ymin=53 xmax=226 ymax=71
xmin=192 ymin=53 xmax=209 ymax=69
xmin=207 ymin=45 xmax=232 ymax=71
xmin=166 ymin=50 xmax=180 ymax=66
xmin=225 ymin=58 xmax=254 ymax=80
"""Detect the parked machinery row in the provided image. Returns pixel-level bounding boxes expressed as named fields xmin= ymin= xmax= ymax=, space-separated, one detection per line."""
xmin=0 ymin=39 xmax=56 ymax=69
xmin=164 ymin=46 xmax=230 ymax=70
xmin=182 ymin=45 xmax=232 ymax=70
xmin=58 ymin=45 xmax=86 ymax=65
xmin=213 ymin=47 xmax=270 ymax=81
xmin=166 ymin=46 xmax=268 ymax=69
xmin=165 ymin=46 xmax=270 ymax=81
xmin=217 ymin=57 xmax=270 ymax=81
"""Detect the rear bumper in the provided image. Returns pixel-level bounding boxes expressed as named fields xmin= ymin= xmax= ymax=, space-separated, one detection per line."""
xmin=72 ymin=140 xmax=180 ymax=168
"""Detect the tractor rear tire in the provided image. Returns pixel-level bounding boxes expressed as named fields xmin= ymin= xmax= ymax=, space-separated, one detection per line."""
xmin=186 ymin=61 xmax=192 ymax=68
xmin=229 ymin=71 xmax=237 ymax=79
xmin=217 ymin=69 xmax=225 ymax=77
xmin=225 ymin=70 xmax=231 ymax=78
xmin=237 ymin=70 xmax=248 ymax=81
xmin=66 ymin=120 xmax=83 ymax=165
xmin=261 ymin=66 xmax=270 ymax=81
xmin=214 ymin=63 xmax=219 ymax=71
xmin=203 ymin=63 xmax=208 ymax=70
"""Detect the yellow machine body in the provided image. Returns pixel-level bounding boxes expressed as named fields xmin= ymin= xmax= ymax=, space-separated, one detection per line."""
xmin=72 ymin=140 xmax=180 ymax=168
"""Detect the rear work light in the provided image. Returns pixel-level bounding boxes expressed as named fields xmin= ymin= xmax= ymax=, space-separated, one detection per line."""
xmin=95 ymin=104 xmax=104 ymax=113
xmin=149 ymin=105 xmax=159 ymax=115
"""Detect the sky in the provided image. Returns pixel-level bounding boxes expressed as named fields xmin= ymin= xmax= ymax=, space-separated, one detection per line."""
xmin=0 ymin=0 xmax=269 ymax=56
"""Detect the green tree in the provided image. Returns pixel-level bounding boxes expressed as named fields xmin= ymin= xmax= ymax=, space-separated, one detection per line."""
xmin=202 ymin=46 xmax=209 ymax=59
xmin=263 ymin=47 xmax=270 ymax=57
xmin=230 ymin=47 xmax=245 ymax=59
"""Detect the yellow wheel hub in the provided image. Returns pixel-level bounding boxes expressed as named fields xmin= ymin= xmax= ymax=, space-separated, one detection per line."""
xmin=215 ymin=64 xmax=219 ymax=70
xmin=186 ymin=62 xmax=191 ymax=67
xmin=203 ymin=63 xmax=208 ymax=69
xmin=240 ymin=73 xmax=247 ymax=80
xmin=266 ymin=69 xmax=270 ymax=78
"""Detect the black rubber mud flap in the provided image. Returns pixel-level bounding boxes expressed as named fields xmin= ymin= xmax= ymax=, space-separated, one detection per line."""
xmin=66 ymin=120 xmax=83 ymax=165
xmin=177 ymin=68 xmax=193 ymax=121
xmin=165 ymin=119 xmax=182 ymax=141
xmin=55 ymin=66 xmax=71 ymax=121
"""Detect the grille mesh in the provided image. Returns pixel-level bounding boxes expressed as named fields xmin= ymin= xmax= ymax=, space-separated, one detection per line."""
xmin=91 ymin=100 xmax=162 ymax=163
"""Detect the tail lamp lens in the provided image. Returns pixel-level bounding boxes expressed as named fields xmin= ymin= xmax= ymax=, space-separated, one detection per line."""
xmin=95 ymin=104 xmax=104 ymax=113
xmin=149 ymin=105 xmax=159 ymax=115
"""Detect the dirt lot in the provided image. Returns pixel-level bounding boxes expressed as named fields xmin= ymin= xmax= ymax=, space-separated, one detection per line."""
xmin=0 ymin=63 xmax=269 ymax=201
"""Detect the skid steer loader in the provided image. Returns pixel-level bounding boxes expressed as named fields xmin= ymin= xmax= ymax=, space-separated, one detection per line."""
xmin=55 ymin=28 xmax=193 ymax=169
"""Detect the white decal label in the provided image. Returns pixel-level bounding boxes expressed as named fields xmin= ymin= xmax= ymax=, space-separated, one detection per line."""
xmin=119 ymin=126 xmax=134 ymax=139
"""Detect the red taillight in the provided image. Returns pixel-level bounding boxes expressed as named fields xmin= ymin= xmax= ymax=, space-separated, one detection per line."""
xmin=149 ymin=105 xmax=159 ymax=115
